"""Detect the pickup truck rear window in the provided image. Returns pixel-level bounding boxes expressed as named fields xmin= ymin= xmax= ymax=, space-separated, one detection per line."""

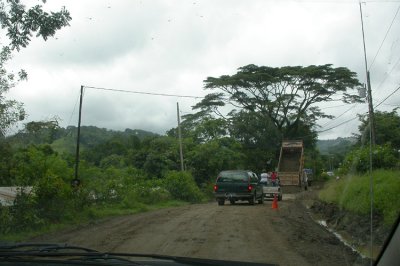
xmin=217 ymin=172 xmax=248 ymax=183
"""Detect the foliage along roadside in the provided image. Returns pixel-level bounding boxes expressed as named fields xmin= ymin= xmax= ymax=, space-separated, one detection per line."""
xmin=0 ymin=166 xmax=206 ymax=241
xmin=318 ymin=169 xmax=400 ymax=226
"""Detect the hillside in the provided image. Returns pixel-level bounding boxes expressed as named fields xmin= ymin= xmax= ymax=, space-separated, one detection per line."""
xmin=317 ymin=137 xmax=357 ymax=155
xmin=7 ymin=126 xmax=158 ymax=154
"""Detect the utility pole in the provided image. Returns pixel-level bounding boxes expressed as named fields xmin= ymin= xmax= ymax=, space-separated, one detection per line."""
xmin=366 ymin=71 xmax=375 ymax=145
xmin=360 ymin=2 xmax=375 ymax=145
xmin=359 ymin=2 xmax=374 ymax=263
xmin=73 ymin=85 xmax=84 ymax=186
xmin=177 ymin=102 xmax=184 ymax=172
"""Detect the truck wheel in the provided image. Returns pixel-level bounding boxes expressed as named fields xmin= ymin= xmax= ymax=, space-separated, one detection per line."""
xmin=230 ymin=199 xmax=235 ymax=205
xmin=249 ymin=193 xmax=255 ymax=205
xmin=258 ymin=194 xmax=264 ymax=204
xmin=218 ymin=199 xmax=225 ymax=206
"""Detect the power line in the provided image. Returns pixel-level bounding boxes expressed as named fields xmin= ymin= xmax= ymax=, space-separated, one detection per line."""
xmin=383 ymin=103 xmax=399 ymax=107
xmin=317 ymin=116 xmax=360 ymax=133
xmin=374 ymin=85 xmax=400 ymax=108
xmin=311 ymin=104 xmax=369 ymax=137
xmin=372 ymin=55 xmax=400 ymax=98
xmin=67 ymin=91 xmax=81 ymax=126
xmin=369 ymin=3 xmax=400 ymax=71
xmin=319 ymin=103 xmax=349 ymax=110
xmin=83 ymin=85 xmax=204 ymax=99
xmin=321 ymin=103 xmax=358 ymax=127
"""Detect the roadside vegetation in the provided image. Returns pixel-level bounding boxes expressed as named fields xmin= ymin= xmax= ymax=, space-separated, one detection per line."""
xmin=0 ymin=161 xmax=198 ymax=240
xmin=319 ymin=169 xmax=400 ymax=226
xmin=318 ymin=110 xmax=400 ymax=227
xmin=0 ymin=3 xmax=397 ymax=243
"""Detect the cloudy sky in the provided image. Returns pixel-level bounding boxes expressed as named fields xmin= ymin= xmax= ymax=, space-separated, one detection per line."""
xmin=6 ymin=0 xmax=400 ymax=139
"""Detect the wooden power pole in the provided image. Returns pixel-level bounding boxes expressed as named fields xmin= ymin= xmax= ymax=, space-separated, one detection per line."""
xmin=177 ymin=102 xmax=184 ymax=171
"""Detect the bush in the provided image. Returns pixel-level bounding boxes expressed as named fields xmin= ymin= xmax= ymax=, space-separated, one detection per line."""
xmin=33 ymin=175 xmax=78 ymax=222
xmin=163 ymin=171 xmax=204 ymax=203
xmin=120 ymin=181 xmax=172 ymax=207
xmin=8 ymin=188 xmax=44 ymax=232
xmin=0 ymin=204 xmax=12 ymax=234
xmin=200 ymin=181 xmax=215 ymax=200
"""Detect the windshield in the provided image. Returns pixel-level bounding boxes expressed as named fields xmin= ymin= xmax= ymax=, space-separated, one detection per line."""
xmin=0 ymin=1 xmax=399 ymax=265
xmin=217 ymin=171 xmax=249 ymax=183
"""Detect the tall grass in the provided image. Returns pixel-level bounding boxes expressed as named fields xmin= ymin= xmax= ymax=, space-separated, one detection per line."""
xmin=319 ymin=169 xmax=400 ymax=226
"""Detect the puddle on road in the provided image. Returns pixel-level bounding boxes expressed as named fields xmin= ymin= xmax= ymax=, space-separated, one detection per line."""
xmin=283 ymin=194 xmax=296 ymax=200
xmin=317 ymin=220 xmax=367 ymax=259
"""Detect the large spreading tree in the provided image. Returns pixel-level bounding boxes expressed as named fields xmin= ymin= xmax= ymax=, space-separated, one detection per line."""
xmin=196 ymin=64 xmax=362 ymax=142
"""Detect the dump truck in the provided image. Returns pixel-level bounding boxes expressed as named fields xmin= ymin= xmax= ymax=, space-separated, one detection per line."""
xmin=277 ymin=140 xmax=305 ymax=187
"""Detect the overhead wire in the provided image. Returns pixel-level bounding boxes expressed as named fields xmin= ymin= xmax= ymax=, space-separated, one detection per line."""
xmin=83 ymin=85 xmax=204 ymax=99
xmin=372 ymin=55 xmax=400 ymax=98
xmin=319 ymin=103 xmax=349 ymax=109
xmin=383 ymin=103 xmax=399 ymax=107
xmin=368 ymin=3 xmax=400 ymax=71
xmin=67 ymin=91 xmax=81 ymax=126
xmin=374 ymin=85 xmax=400 ymax=109
xmin=317 ymin=116 xmax=360 ymax=134
xmin=320 ymin=103 xmax=359 ymax=127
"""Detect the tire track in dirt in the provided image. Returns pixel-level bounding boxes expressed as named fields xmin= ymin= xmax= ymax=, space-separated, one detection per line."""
xmin=32 ymin=198 xmax=366 ymax=265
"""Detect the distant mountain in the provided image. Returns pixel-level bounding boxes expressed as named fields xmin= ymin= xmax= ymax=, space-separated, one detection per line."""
xmin=7 ymin=125 xmax=158 ymax=154
xmin=317 ymin=137 xmax=357 ymax=155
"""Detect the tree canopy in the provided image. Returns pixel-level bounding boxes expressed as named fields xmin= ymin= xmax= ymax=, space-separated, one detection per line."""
xmin=199 ymin=64 xmax=361 ymax=138
xmin=0 ymin=0 xmax=71 ymax=136
xmin=358 ymin=109 xmax=400 ymax=149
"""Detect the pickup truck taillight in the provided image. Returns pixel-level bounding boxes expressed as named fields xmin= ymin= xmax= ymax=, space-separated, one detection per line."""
xmin=213 ymin=185 xmax=218 ymax=192
xmin=248 ymin=185 xmax=253 ymax=192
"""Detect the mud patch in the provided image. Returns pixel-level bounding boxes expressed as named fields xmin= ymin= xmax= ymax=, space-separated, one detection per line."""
xmin=310 ymin=200 xmax=390 ymax=258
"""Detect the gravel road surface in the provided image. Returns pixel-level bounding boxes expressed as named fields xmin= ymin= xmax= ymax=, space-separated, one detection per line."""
xmin=32 ymin=194 xmax=366 ymax=265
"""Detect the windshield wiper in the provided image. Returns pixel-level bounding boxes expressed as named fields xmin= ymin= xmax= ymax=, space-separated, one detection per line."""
xmin=0 ymin=243 xmax=277 ymax=265
xmin=0 ymin=242 xmax=97 ymax=252
xmin=0 ymin=243 xmax=141 ymax=265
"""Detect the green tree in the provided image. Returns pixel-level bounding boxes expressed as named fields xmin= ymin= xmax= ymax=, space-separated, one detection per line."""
xmin=200 ymin=64 xmax=361 ymax=139
xmin=167 ymin=109 xmax=228 ymax=143
xmin=10 ymin=144 xmax=72 ymax=185
xmin=142 ymin=136 xmax=180 ymax=178
xmin=0 ymin=0 xmax=71 ymax=136
xmin=358 ymin=109 xmax=400 ymax=149
xmin=228 ymin=109 xmax=280 ymax=171
xmin=342 ymin=144 xmax=398 ymax=173
xmin=186 ymin=138 xmax=245 ymax=184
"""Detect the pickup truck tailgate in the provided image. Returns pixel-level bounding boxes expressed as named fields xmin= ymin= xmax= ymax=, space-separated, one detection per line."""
xmin=216 ymin=183 xmax=249 ymax=193
xmin=263 ymin=186 xmax=280 ymax=194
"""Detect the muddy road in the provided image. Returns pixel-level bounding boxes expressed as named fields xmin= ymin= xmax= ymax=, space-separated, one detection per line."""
xmin=33 ymin=193 xmax=367 ymax=265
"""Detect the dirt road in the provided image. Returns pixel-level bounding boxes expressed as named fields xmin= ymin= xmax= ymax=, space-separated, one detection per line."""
xmin=32 ymin=194 xmax=367 ymax=265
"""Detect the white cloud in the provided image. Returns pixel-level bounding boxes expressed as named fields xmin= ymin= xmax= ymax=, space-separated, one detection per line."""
xmin=5 ymin=0 xmax=400 ymax=137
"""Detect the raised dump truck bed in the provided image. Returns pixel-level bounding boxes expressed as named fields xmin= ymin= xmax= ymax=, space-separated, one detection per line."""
xmin=277 ymin=140 xmax=304 ymax=186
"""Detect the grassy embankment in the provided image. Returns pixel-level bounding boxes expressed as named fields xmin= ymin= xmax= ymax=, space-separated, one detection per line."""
xmin=1 ymin=200 xmax=188 ymax=242
xmin=319 ymin=169 xmax=400 ymax=226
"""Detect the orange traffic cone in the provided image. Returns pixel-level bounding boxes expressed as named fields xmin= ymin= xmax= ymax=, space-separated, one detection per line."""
xmin=272 ymin=194 xmax=278 ymax=209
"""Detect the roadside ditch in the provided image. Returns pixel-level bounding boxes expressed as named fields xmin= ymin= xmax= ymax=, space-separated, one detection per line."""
xmin=295 ymin=184 xmax=390 ymax=260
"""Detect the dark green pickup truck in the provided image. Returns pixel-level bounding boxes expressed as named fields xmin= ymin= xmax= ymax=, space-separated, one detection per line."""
xmin=213 ymin=170 xmax=264 ymax=205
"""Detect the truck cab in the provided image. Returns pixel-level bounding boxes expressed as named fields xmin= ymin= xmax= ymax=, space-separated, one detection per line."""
xmin=213 ymin=170 xmax=264 ymax=205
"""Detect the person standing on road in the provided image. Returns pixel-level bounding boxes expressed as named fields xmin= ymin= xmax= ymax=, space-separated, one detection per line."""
xmin=271 ymin=171 xmax=277 ymax=186
xmin=260 ymin=170 xmax=269 ymax=184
